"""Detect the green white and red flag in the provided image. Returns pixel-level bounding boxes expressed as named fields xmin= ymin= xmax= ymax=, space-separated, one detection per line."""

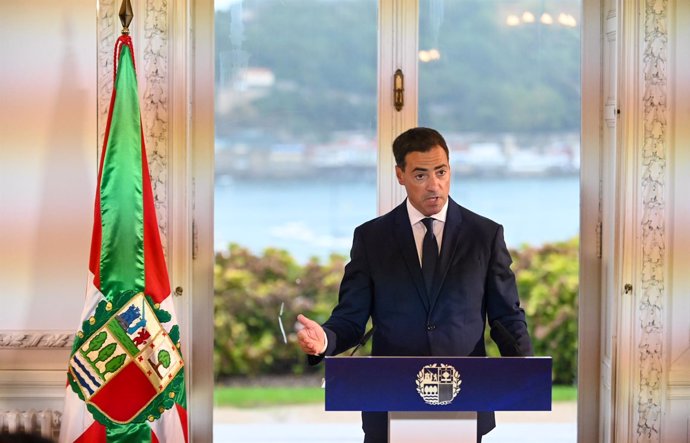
xmin=59 ymin=34 xmax=188 ymax=443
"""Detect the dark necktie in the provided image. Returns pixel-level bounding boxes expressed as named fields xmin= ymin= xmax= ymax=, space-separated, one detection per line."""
xmin=421 ymin=217 xmax=438 ymax=296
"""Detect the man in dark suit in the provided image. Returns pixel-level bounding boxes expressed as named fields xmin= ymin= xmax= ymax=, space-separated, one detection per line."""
xmin=297 ymin=127 xmax=533 ymax=442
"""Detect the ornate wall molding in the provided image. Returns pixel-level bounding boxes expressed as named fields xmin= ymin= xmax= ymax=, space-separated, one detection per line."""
xmin=637 ymin=0 xmax=668 ymax=441
xmin=141 ymin=0 xmax=171 ymax=254
xmin=0 ymin=332 xmax=73 ymax=349
xmin=97 ymin=0 xmax=171 ymax=254
xmin=0 ymin=409 xmax=61 ymax=439
xmin=97 ymin=0 xmax=117 ymax=159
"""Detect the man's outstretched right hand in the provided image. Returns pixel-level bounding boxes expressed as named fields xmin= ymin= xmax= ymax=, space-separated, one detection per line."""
xmin=296 ymin=314 xmax=326 ymax=356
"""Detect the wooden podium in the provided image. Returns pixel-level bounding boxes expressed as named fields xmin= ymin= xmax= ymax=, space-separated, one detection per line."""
xmin=324 ymin=356 xmax=552 ymax=443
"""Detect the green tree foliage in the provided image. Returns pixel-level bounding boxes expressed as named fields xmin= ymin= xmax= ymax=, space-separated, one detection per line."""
xmin=214 ymin=239 xmax=579 ymax=384
xmin=215 ymin=0 xmax=377 ymax=141
xmin=94 ymin=343 xmax=117 ymax=364
xmin=215 ymin=0 xmax=580 ymax=139
xmin=214 ymin=244 xmax=345 ymax=379
xmin=418 ymin=1 xmax=580 ymax=133
xmin=86 ymin=331 xmax=107 ymax=354
xmin=511 ymin=238 xmax=579 ymax=385
xmin=103 ymin=354 xmax=126 ymax=376
xmin=158 ymin=350 xmax=171 ymax=369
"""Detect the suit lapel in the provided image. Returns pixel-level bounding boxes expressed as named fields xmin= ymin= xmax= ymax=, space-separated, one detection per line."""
xmin=428 ymin=198 xmax=463 ymax=312
xmin=392 ymin=202 xmax=430 ymax=312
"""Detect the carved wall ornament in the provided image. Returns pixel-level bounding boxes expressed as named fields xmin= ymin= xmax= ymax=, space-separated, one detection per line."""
xmin=142 ymin=0 xmax=170 ymax=253
xmin=637 ymin=0 xmax=668 ymax=441
xmin=97 ymin=0 xmax=170 ymax=254
xmin=0 ymin=409 xmax=61 ymax=439
xmin=97 ymin=0 xmax=117 ymax=160
xmin=0 ymin=332 xmax=73 ymax=349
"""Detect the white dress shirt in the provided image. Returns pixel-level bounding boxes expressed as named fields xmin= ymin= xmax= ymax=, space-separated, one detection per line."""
xmin=406 ymin=198 xmax=448 ymax=266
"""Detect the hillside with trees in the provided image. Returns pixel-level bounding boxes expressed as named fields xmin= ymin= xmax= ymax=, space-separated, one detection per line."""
xmin=215 ymin=0 xmax=580 ymax=141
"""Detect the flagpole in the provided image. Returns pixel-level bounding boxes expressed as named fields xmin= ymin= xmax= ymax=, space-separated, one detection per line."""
xmin=119 ymin=0 xmax=133 ymax=35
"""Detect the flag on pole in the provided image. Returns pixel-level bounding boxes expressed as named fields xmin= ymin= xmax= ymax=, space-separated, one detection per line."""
xmin=59 ymin=34 xmax=188 ymax=443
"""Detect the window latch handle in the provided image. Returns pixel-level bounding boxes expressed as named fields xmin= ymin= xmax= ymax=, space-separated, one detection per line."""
xmin=394 ymin=69 xmax=404 ymax=111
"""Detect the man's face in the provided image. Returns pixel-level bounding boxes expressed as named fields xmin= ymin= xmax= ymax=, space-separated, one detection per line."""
xmin=395 ymin=145 xmax=451 ymax=216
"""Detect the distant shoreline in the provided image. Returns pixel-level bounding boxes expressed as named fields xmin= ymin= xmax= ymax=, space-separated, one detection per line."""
xmin=214 ymin=175 xmax=580 ymax=263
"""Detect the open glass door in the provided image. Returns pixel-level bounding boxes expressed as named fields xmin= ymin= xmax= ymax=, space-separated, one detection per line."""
xmin=213 ymin=1 xmax=377 ymax=441
xmin=418 ymin=1 xmax=580 ymax=441
xmin=212 ymin=0 xmax=581 ymax=441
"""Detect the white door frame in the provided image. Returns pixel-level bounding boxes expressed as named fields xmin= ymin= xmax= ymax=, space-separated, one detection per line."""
xmin=378 ymin=0 xmax=418 ymax=214
xmin=189 ymin=1 xmax=605 ymax=442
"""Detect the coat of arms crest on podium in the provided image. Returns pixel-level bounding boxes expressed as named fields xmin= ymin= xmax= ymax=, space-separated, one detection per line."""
xmin=415 ymin=363 xmax=462 ymax=405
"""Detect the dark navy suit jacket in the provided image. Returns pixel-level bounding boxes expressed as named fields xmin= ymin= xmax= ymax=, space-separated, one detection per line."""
xmin=314 ymin=197 xmax=533 ymax=438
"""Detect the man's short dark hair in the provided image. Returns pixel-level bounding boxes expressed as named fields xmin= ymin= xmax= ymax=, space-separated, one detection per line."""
xmin=392 ymin=127 xmax=449 ymax=169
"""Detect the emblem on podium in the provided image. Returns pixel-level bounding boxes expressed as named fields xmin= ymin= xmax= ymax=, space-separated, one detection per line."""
xmin=415 ymin=363 xmax=462 ymax=405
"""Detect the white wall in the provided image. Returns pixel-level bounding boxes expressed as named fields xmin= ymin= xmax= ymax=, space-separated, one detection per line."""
xmin=0 ymin=2 xmax=96 ymax=435
xmin=0 ymin=1 xmax=210 ymax=440
xmin=0 ymin=2 xmax=95 ymax=336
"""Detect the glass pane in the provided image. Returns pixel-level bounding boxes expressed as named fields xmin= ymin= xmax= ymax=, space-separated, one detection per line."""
xmin=215 ymin=0 xmax=378 ymax=263
xmin=214 ymin=0 xmax=377 ymax=441
xmin=419 ymin=0 xmax=580 ymax=247
xmin=419 ymin=1 xmax=580 ymax=441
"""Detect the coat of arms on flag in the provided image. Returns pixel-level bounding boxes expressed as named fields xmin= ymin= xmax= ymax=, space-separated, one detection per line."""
xmin=59 ymin=3 xmax=188 ymax=441
xmin=68 ymin=291 xmax=184 ymax=425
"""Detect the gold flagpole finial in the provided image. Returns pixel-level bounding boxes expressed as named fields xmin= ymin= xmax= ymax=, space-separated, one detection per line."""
xmin=119 ymin=0 xmax=134 ymax=35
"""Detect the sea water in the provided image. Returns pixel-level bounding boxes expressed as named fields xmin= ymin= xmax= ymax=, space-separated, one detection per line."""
xmin=214 ymin=175 xmax=579 ymax=263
